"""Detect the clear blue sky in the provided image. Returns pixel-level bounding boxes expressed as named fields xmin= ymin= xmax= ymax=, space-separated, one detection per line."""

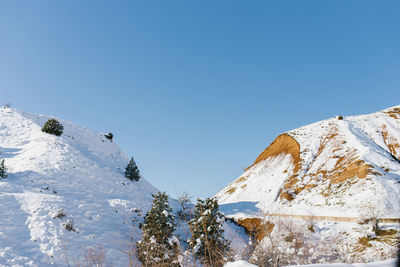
xmin=1 ymin=1 xmax=399 ymax=199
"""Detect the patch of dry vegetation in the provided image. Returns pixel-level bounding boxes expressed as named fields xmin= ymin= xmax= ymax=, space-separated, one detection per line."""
xmin=237 ymin=218 xmax=274 ymax=241
xmin=384 ymin=107 xmax=400 ymax=119
xmin=381 ymin=124 xmax=400 ymax=160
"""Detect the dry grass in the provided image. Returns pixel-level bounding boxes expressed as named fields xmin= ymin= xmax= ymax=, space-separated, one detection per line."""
xmin=375 ymin=229 xmax=400 ymax=247
xmin=381 ymin=124 xmax=400 ymax=160
xmin=234 ymin=176 xmax=247 ymax=184
xmin=226 ymin=187 xmax=236 ymax=194
xmin=357 ymin=236 xmax=372 ymax=248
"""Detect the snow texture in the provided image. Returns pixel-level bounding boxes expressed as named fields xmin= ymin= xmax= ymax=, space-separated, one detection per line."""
xmin=217 ymin=105 xmax=400 ymax=219
xmin=0 ymin=107 xmax=248 ymax=266
xmin=216 ymin=106 xmax=400 ymax=262
xmin=0 ymin=107 xmax=158 ymax=266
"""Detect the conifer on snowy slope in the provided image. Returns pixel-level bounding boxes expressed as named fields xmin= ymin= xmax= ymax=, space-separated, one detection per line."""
xmin=0 ymin=107 xmax=158 ymax=266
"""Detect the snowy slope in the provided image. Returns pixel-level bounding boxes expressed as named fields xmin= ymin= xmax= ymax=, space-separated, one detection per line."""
xmin=216 ymin=106 xmax=400 ymax=263
xmin=216 ymin=106 xmax=400 ymax=219
xmin=0 ymin=107 xmax=158 ymax=266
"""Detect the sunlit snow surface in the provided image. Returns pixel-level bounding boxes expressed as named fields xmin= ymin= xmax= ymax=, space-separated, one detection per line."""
xmin=0 ymin=107 xmax=159 ymax=266
xmin=0 ymin=107 xmax=248 ymax=266
xmin=217 ymin=106 xmax=400 ymax=263
xmin=217 ymin=105 xmax=400 ymax=219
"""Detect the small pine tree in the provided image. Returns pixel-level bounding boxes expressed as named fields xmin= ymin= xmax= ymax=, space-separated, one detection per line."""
xmin=137 ymin=192 xmax=180 ymax=267
xmin=188 ymin=197 xmax=230 ymax=267
xmin=42 ymin=118 xmax=64 ymax=136
xmin=0 ymin=159 xmax=7 ymax=179
xmin=125 ymin=157 xmax=140 ymax=181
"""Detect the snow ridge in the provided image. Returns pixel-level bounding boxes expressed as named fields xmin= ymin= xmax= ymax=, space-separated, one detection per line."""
xmin=0 ymin=107 xmax=158 ymax=266
xmin=217 ymin=106 xmax=400 ymax=219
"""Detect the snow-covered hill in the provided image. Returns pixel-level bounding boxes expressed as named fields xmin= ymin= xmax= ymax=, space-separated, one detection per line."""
xmin=216 ymin=105 xmax=400 ymax=262
xmin=217 ymin=105 xmax=400 ymax=218
xmin=0 ymin=107 xmax=158 ymax=266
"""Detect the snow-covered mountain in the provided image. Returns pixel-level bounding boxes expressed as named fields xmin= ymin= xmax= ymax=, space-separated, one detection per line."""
xmin=216 ymin=106 xmax=400 ymax=262
xmin=0 ymin=107 xmax=158 ymax=266
xmin=217 ymin=105 xmax=400 ymax=218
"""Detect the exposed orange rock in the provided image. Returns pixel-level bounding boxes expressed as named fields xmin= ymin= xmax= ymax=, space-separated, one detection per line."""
xmin=279 ymin=130 xmax=375 ymax=201
xmin=241 ymin=125 xmax=382 ymax=203
xmin=316 ymin=133 xmax=339 ymax=158
xmin=280 ymin=132 xmax=340 ymax=199
xmin=226 ymin=187 xmax=236 ymax=194
xmin=234 ymin=176 xmax=247 ymax=184
xmin=325 ymin=156 xmax=371 ymax=183
xmin=382 ymin=124 xmax=400 ymax=160
xmin=246 ymin=133 xmax=301 ymax=172
xmin=384 ymin=107 xmax=400 ymax=119
xmin=305 ymin=151 xmax=373 ymax=185
xmin=237 ymin=218 xmax=274 ymax=241
xmin=281 ymin=191 xmax=295 ymax=201
xmin=245 ymin=133 xmax=305 ymax=202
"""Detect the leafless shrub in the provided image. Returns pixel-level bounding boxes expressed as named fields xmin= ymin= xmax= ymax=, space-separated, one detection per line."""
xmin=81 ymin=246 xmax=106 ymax=267
xmin=249 ymin=217 xmax=338 ymax=266
xmin=361 ymin=205 xmax=382 ymax=235
xmin=53 ymin=208 xmax=67 ymax=219
xmin=63 ymin=219 xmax=77 ymax=233
xmin=333 ymin=237 xmax=353 ymax=264
xmin=63 ymin=241 xmax=110 ymax=267
xmin=119 ymin=215 xmax=141 ymax=267
xmin=177 ymin=193 xmax=196 ymax=267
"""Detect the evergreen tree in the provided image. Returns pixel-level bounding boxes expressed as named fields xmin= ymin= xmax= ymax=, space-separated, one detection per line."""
xmin=188 ymin=197 xmax=230 ymax=267
xmin=0 ymin=159 xmax=7 ymax=179
xmin=42 ymin=118 xmax=64 ymax=136
xmin=125 ymin=157 xmax=140 ymax=181
xmin=137 ymin=192 xmax=180 ymax=267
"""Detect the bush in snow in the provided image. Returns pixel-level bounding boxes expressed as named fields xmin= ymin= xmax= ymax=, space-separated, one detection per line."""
xmin=63 ymin=219 xmax=77 ymax=232
xmin=0 ymin=158 xmax=7 ymax=179
xmin=188 ymin=197 xmax=230 ymax=267
xmin=53 ymin=208 xmax=66 ymax=219
xmin=104 ymin=132 xmax=113 ymax=141
xmin=42 ymin=118 xmax=64 ymax=136
xmin=125 ymin=157 xmax=140 ymax=181
xmin=137 ymin=192 xmax=180 ymax=267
